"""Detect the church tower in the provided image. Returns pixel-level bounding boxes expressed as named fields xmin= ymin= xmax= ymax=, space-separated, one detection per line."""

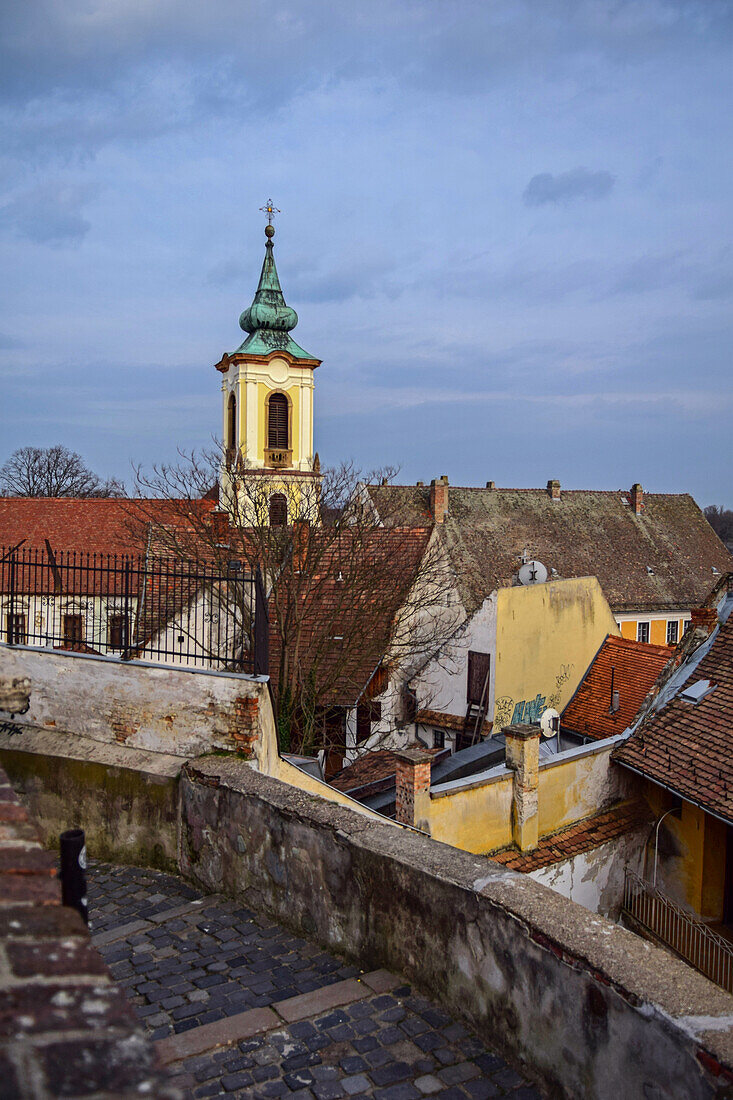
xmin=215 ymin=207 xmax=321 ymax=525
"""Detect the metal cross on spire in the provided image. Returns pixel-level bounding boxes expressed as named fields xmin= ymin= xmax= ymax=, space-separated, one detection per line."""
xmin=259 ymin=199 xmax=280 ymax=226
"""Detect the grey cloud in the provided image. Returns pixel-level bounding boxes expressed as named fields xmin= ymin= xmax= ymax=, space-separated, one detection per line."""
xmin=523 ymin=168 xmax=615 ymax=207
xmin=0 ymin=183 xmax=92 ymax=245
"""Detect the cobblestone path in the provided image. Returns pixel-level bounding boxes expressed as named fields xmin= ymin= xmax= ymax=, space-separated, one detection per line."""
xmin=88 ymin=863 xmax=542 ymax=1100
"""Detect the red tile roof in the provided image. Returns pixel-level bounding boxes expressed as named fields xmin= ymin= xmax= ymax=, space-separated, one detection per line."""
xmin=0 ymin=497 xmax=215 ymax=557
xmin=562 ymin=635 xmax=672 ymax=741
xmin=613 ymin=616 xmax=733 ymax=823
xmin=490 ymin=800 xmax=650 ymax=872
xmin=368 ymin=485 xmax=732 ymax=614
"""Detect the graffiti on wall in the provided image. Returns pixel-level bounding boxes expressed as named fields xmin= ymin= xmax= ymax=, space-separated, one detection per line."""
xmin=493 ymin=666 xmax=575 ymax=729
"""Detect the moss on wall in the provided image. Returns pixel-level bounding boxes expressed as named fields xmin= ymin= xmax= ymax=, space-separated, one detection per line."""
xmin=0 ymin=747 xmax=179 ymax=873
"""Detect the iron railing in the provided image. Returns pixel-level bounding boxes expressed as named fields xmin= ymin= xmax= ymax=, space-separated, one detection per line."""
xmin=0 ymin=546 xmax=269 ymax=676
xmin=623 ymin=867 xmax=733 ymax=992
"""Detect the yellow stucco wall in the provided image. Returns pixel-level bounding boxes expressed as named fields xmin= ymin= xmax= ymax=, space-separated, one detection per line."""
xmin=537 ymin=749 xmax=616 ymax=836
xmin=426 ymin=773 xmax=514 ymax=854
xmin=644 ymin=782 xmax=726 ymax=919
xmin=492 ymin=577 xmax=620 ymax=729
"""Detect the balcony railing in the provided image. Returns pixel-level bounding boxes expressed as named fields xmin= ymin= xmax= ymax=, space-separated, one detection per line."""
xmin=623 ymin=867 xmax=733 ymax=993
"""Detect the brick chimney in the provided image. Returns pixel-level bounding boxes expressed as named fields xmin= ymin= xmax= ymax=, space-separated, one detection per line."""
xmin=690 ymin=607 xmax=718 ymax=635
xmin=394 ymin=747 xmax=433 ymax=829
xmin=630 ymin=484 xmax=644 ymax=515
xmin=293 ymin=518 xmax=309 ymax=571
xmin=429 ymin=476 xmax=449 ymax=524
xmin=547 ymin=479 xmax=561 ymax=501
xmin=503 ymin=724 xmax=540 ymax=852
xmin=486 ymin=481 xmax=496 ymax=490
xmin=209 ymin=509 xmax=230 ymax=543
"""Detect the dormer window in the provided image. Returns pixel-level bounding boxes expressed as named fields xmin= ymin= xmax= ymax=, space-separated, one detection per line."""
xmin=268 ymin=392 xmax=289 ymax=449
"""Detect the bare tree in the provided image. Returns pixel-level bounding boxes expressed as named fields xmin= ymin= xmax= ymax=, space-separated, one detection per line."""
xmin=130 ymin=446 xmax=460 ymax=756
xmin=0 ymin=445 xmax=124 ymax=498
xmin=704 ymin=505 xmax=733 ymax=547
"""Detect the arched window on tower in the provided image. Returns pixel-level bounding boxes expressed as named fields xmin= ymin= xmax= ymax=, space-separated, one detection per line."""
xmin=268 ymin=392 xmax=289 ymax=449
xmin=227 ymin=393 xmax=237 ymax=465
xmin=269 ymin=493 xmax=287 ymax=527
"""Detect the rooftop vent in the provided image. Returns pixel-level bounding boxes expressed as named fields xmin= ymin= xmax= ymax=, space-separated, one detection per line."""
xmin=680 ymin=679 xmax=715 ymax=704
xmin=646 ymin=565 xmax=655 ymax=575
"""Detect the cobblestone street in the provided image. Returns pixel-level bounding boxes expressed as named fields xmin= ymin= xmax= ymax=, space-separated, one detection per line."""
xmin=89 ymin=863 xmax=542 ymax=1100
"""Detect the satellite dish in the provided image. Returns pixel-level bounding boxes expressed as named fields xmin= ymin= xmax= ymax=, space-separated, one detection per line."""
xmin=518 ymin=560 xmax=548 ymax=586
xmin=540 ymin=707 xmax=560 ymax=738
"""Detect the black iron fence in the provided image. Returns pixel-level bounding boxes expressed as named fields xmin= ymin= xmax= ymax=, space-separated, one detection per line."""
xmin=0 ymin=546 xmax=268 ymax=675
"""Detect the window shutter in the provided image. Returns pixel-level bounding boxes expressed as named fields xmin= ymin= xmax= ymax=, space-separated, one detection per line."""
xmin=268 ymin=394 xmax=289 ymax=449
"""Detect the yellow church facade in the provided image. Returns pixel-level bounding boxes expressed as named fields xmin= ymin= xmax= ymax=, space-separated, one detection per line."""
xmin=215 ymin=219 xmax=321 ymax=526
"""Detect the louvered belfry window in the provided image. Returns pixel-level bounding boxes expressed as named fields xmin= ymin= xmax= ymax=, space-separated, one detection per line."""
xmin=269 ymin=493 xmax=287 ymax=527
xmin=268 ymin=393 xmax=289 ymax=449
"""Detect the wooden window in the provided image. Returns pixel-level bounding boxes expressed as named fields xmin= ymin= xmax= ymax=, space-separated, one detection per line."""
xmin=227 ymin=393 xmax=237 ymax=451
xmin=666 ymin=620 xmax=679 ymax=646
xmin=467 ymin=650 xmax=490 ymax=704
xmin=269 ymin=493 xmax=287 ymax=527
xmin=108 ymin=614 xmax=129 ymax=651
xmin=63 ymin=614 xmax=84 ymax=645
xmin=433 ymin=728 xmax=445 ymax=749
xmin=356 ymin=701 xmax=382 ymax=743
xmin=268 ymin=392 xmax=288 ymax=449
xmin=637 ymin=621 xmax=650 ymax=644
xmin=6 ymin=613 xmax=26 ymax=645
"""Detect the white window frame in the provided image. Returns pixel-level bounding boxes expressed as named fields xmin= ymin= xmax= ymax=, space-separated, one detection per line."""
xmin=666 ymin=619 xmax=679 ymax=646
xmin=637 ymin=621 xmax=650 ymax=644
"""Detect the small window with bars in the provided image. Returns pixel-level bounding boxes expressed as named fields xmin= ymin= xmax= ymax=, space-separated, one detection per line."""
xmin=433 ymin=728 xmax=445 ymax=749
xmin=108 ymin=614 xmax=129 ymax=651
xmin=637 ymin=621 xmax=650 ymax=644
xmin=268 ymin=392 xmax=289 ymax=449
xmin=6 ymin=613 xmax=27 ymax=645
xmin=63 ymin=614 xmax=84 ymax=645
xmin=666 ymin=619 xmax=679 ymax=646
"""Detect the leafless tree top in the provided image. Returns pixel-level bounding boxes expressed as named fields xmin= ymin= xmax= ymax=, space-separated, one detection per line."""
xmin=0 ymin=445 xmax=124 ymax=498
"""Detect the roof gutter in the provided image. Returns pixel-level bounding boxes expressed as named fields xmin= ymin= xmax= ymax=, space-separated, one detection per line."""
xmin=616 ymin=759 xmax=733 ymax=830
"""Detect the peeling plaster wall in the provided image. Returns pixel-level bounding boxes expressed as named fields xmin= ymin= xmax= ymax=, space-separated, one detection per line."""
xmin=0 ymin=642 xmax=268 ymax=758
xmin=529 ymin=829 xmax=648 ymax=919
xmin=179 ymin=758 xmax=733 ymax=1100
xmin=537 ymin=736 xmax=633 ymax=836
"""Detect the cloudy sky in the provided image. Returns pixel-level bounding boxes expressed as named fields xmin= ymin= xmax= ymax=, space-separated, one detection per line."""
xmin=1 ymin=0 xmax=732 ymax=504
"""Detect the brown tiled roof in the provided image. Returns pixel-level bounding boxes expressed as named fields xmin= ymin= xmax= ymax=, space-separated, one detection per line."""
xmin=367 ymin=485 xmax=731 ymax=614
xmin=490 ymin=800 xmax=650 ymax=872
xmin=329 ymin=742 xmax=447 ymax=796
xmin=329 ymin=750 xmax=401 ymax=794
xmin=562 ymin=635 xmax=672 ymax=741
xmin=269 ymin=527 xmax=432 ymax=706
xmin=613 ymin=617 xmax=733 ymax=823
xmin=415 ymin=708 xmax=492 ymax=736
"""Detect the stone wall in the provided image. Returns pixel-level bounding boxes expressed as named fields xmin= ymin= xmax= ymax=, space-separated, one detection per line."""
xmin=0 ymin=642 xmax=269 ymax=759
xmin=0 ymin=728 xmax=182 ymax=871
xmin=180 ymin=757 xmax=733 ymax=1100
xmin=0 ymin=764 xmax=181 ymax=1100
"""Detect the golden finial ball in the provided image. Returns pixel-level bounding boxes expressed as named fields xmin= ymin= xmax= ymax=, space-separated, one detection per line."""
xmin=265 ymin=224 xmax=275 ymax=238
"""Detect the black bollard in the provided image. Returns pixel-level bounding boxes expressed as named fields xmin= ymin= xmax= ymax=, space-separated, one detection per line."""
xmin=59 ymin=828 xmax=88 ymax=925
